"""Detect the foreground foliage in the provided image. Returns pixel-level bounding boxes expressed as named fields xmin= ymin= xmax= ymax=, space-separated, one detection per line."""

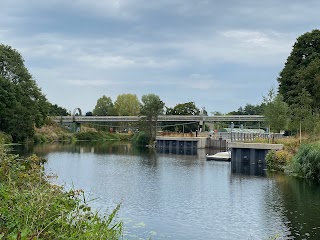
xmin=0 ymin=144 xmax=122 ymax=239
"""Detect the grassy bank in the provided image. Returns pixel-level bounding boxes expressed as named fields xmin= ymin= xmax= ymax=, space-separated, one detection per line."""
xmin=264 ymin=136 xmax=320 ymax=181
xmin=0 ymin=144 xmax=122 ymax=239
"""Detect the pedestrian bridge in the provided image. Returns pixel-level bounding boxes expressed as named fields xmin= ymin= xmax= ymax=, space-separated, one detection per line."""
xmin=53 ymin=115 xmax=265 ymax=124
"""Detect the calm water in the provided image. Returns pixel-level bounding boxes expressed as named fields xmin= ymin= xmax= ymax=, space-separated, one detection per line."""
xmin=15 ymin=143 xmax=320 ymax=240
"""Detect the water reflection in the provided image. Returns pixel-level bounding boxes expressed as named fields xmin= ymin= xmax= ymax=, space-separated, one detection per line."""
xmin=13 ymin=143 xmax=320 ymax=240
xmin=231 ymin=160 xmax=267 ymax=176
xmin=273 ymin=174 xmax=320 ymax=239
xmin=14 ymin=142 xmax=153 ymax=157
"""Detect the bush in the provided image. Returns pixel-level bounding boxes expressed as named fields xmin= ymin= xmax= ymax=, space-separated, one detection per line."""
xmin=131 ymin=131 xmax=151 ymax=147
xmin=0 ymin=145 xmax=122 ymax=239
xmin=291 ymin=143 xmax=320 ymax=181
xmin=266 ymin=150 xmax=292 ymax=171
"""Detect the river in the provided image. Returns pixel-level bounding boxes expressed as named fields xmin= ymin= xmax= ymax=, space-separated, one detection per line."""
xmin=15 ymin=142 xmax=320 ymax=240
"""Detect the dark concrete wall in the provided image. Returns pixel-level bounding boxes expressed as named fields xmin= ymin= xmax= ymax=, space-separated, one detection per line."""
xmin=231 ymin=148 xmax=269 ymax=176
xmin=156 ymin=139 xmax=198 ymax=155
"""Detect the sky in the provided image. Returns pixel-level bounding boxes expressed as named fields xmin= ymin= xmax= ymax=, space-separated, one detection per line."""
xmin=1 ymin=0 xmax=319 ymax=115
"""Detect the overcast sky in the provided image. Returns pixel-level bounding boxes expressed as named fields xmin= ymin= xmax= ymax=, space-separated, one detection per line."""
xmin=1 ymin=0 xmax=319 ymax=114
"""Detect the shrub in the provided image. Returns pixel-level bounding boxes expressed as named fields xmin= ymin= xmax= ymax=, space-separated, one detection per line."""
xmin=291 ymin=143 xmax=320 ymax=181
xmin=266 ymin=150 xmax=292 ymax=171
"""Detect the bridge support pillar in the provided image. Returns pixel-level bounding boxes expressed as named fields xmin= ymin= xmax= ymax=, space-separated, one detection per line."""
xmin=72 ymin=122 xmax=81 ymax=132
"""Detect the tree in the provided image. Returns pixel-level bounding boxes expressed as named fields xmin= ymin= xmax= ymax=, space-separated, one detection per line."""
xmin=278 ymin=29 xmax=320 ymax=112
xmin=114 ymin=94 xmax=140 ymax=116
xmin=263 ymin=87 xmax=289 ymax=133
xmin=243 ymin=104 xmax=265 ymax=115
xmin=164 ymin=102 xmax=200 ymax=132
xmin=227 ymin=104 xmax=265 ymax=115
xmin=228 ymin=107 xmax=244 ymax=115
xmin=288 ymin=88 xmax=315 ymax=142
xmin=139 ymin=94 xmax=165 ymax=141
xmin=48 ymin=103 xmax=69 ymax=116
xmin=0 ymin=44 xmax=49 ymax=141
xmin=93 ymin=95 xmax=115 ymax=116
xmin=166 ymin=102 xmax=200 ymax=115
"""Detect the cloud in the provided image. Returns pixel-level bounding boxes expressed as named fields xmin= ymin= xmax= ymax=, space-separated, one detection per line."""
xmin=1 ymin=0 xmax=319 ymax=114
xmin=66 ymin=80 xmax=113 ymax=87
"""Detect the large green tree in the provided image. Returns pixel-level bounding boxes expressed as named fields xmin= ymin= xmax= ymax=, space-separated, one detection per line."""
xmin=278 ymin=29 xmax=320 ymax=112
xmin=0 ymin=44 xmax=49 ymax=141
xmin=139 ymin=94 xmax=165 ymax=140
xmin=93 ymin=95 xmax=115 ymax=116
xmin=114 ymin=93 xmax=140 ymax=116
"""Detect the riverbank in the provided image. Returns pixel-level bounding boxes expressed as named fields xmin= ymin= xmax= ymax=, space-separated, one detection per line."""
xmin=0 ymin=143 xmax=123 ymax=239
xmin=34 ymin=123 xmax=133 ymax=143
xmin=259 ymin=135 xmax=320 ymax=181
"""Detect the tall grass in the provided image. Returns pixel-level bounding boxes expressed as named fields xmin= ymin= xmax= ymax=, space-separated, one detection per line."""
xmin=0 ymin=144 xmax=122 ymax=239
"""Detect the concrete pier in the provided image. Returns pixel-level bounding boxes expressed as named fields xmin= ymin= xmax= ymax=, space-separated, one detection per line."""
xmin=228 ymin=142 xmax=283 ymax=176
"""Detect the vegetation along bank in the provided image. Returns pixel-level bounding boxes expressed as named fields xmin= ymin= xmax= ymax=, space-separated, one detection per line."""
xmin=0 ymin=142 xmax=123 ymax=239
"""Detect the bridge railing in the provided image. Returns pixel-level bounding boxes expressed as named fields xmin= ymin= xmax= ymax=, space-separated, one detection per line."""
xmin=218 ymin=132 xmax=284 ymax=142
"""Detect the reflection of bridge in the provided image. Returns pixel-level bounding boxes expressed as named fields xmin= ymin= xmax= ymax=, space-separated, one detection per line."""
xmin=53 ymin=115 xmax=265 ymax=124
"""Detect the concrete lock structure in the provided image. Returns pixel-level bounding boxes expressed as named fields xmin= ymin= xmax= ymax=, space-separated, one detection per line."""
xmin=228 ymin=142 xmax=283 ymax=176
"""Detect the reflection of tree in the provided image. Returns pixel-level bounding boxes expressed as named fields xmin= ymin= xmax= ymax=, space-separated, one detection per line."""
xmin=15 ymin=142 xmax=153 ymax=157
xmin=272 ymin=174 xmax=320 ymax=238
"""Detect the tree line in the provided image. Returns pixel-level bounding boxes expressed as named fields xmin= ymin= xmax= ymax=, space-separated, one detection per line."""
xmin=1 ymin=29 xmax=320 ymax=142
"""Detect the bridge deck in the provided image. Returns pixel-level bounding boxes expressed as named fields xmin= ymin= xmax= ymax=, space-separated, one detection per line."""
xmin=53 ymin=115 xmax=265 ymax=123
